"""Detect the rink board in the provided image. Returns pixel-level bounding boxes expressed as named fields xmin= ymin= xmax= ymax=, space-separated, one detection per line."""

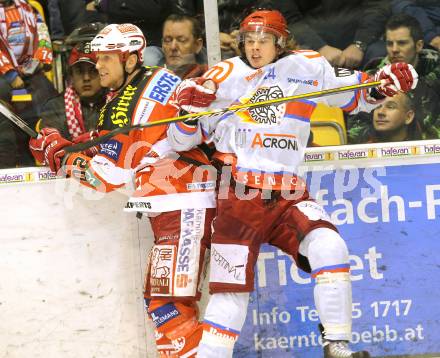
xmin=0 ymin=177 xmax=156 ymax=358
xmin=235 ymin=160 xmax=440 ymax=357
xmin=1 ymin=140 xmax=440 ymax=357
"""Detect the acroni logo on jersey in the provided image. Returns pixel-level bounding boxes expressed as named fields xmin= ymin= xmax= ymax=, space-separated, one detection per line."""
xmin=146 ymin=70 xmax=180 ymax=104
xmin=251 ymin=132 xmax=298 ymax=151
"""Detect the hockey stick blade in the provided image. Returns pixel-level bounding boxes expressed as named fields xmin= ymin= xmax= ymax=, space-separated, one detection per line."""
xmin=0 ymin=100 xmax=38 ymax=138
xmin=64 ymin=80 xmax=382 ymax=154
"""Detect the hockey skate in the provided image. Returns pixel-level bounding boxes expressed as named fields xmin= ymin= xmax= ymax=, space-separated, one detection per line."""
xmin=323 ymin=340 xmax=371 ymax=358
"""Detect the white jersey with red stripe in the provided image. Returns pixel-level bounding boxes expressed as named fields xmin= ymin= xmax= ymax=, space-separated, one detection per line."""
xmin=168 ymin=51 xmax=380 ymax=190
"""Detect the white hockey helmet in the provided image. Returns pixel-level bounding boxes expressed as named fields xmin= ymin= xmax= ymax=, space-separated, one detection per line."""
xmin=91 ymin=23 xmax=146 ymax=63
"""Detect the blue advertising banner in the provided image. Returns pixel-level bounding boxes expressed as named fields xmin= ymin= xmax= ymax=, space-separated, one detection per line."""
xmin=234 ymin=162 xmax=440 ymax=357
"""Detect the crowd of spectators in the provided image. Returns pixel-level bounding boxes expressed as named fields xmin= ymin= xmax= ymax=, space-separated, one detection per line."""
xmin=348 ymin=12 xmax=440 ymax=143
xmin=0 ymin=0 xmax=439 ymax=169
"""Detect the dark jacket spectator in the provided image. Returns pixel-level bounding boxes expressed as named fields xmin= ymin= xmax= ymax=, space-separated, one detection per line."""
xmin=349 ymin=14 xmax=440 ymax=141
xmin=39 ymin=92 xmax=104 ymax=140
xmin=39 ymin=44 xmax=106 ymax=140
xmin=94 ymin=0 xmax=173 ymax=47
xmin=365 ymin=49 xmax=440 ymax=97
xmin=392 ymin=0 xmax=440 ymax=51
xmin=0 ymin=109 xmax=18 ymax=168
xmin=49 ymin=0 xmax=105 ymax=37
xmin=172 ymin=0 xmax=202 ymax=17
xmin=0 ymin=0 xmax=57 ymax=166
xmin=277 ymin=0 xmax=390 ymax=68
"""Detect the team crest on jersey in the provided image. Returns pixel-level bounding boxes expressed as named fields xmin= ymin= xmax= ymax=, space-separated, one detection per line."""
xmin=238 ymin=86 xmax=286 ymax=126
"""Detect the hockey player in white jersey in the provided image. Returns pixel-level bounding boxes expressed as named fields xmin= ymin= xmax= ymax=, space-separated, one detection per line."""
xmin=168 ymin=9 xmax=418 ymax=358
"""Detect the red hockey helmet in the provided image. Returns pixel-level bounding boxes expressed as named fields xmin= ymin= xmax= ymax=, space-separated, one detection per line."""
xmin=239 ymin=9 xmax=289 ymax=48
xmin=68 ymin=43 xmax=96 ymax=67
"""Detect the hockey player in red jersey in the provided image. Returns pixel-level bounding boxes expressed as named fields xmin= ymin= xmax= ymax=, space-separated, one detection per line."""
xmin=167 ymin=9 xmax=418 ymax=358
xmin=29 ymin=23 xmax=218 ymax=357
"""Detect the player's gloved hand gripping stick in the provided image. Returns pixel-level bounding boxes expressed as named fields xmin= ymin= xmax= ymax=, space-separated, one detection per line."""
xmin=62 ymin=79 xmax=387 ymax=154
xmin=1 ymin=69 xmax=414 ymax=166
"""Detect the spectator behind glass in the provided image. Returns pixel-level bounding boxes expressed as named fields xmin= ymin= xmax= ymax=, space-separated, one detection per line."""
xmin=90 ymin=0 xmax=179 ymax=65
xmin=278 ymin=0 xmax=390 ymax=69
xmin=391 ymin=0 xmax=440 ymax=52
xmin=161 ymin=14 xmax=207 ymax=79
xmin=0 ymin=100 xmax=18 ymax=168
xmin=47 ymin=0 xmax=105 ymax=39
xmin=39 ymin=42 xmax=106 ymax=141
xmin=204 ymin=0 xmax=273 ymax=60
xmin=349 ymin=13 xmax=440 ymax=142
xmin=369 ymin=92 xmax=421 ymax=143
xmin=0 ymin=0 xmax=57 ymax=166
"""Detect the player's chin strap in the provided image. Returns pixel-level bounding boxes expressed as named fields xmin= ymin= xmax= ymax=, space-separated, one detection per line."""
xmin=62 ymin=80 xmax=382 ymax=154
xmin=110 ymin=60 xmax=142 ymax=93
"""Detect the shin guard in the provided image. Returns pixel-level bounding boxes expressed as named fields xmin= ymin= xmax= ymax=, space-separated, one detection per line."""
xmin=197 ymin=292 xmax=249 ymax=358
xmin=314 ymin=271 xmax=352 ymax=341
xmin=300 ymin=228 xmax=352 ymax=341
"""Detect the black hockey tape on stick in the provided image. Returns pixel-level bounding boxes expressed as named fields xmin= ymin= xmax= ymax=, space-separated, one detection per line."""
xmin=64 ymin=80 xmax=383 ymax=154
xmin=0 ymin=100 xmax=38 ymax=138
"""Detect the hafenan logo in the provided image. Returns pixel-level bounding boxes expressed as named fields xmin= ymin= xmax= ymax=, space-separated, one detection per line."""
xmin=337 ymin=149 xmax=372 ymax=160
xmin=0 ymin=173 xmax=25 ymax=183
xmin=380 ymin=146 xmax=413 ymax=158
xmin=304 ymin=152 xmax=333 ymax=162
xmin=251 ymin=133 xmax=298 ymax=151
xmin=38 ymin=170 xmax=55 ymax=181
xmin=423 ymin=144 xmax=440 ymax=155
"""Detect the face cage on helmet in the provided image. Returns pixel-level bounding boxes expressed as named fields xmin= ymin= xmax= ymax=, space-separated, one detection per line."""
xmin=238 ymin=27 xmax=287 ymax=49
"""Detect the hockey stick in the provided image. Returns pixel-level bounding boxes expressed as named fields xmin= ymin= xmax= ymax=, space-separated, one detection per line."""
xmin=0 ymin=100 xmax=38 ymax=138
xmin=64 ymin=80 xmax=382 ymax=153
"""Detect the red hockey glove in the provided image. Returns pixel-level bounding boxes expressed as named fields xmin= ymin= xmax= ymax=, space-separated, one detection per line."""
xmin=174 ymin=77 xmax=217 ymax=113
xmin=72 ymin=130 xmax=100 ymax=157
xmin=29 ymin=128 xmax=72 ymax=173
xmin=375 ymin=62 xmax=418 ymax=97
